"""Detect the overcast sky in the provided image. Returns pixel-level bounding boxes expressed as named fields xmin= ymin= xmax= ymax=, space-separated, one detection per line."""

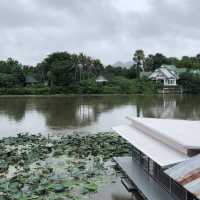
xmin=0 ymin=0 xmax=200 ymax=66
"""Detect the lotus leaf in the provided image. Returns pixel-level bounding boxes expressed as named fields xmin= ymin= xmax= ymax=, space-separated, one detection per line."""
xmin=0 ymin=132 xmax=130 ymax=199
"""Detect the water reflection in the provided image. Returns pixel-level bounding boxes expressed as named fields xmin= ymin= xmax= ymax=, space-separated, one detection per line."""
xmin=0 ymin=97 xmax=28 ymax=121
xmin=138 ymin=95 xmax=200 ymax=120
xmin=0 ymin=95 xmax=200 ymax=137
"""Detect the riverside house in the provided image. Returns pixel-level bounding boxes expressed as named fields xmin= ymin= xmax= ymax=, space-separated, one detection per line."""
xmin=113 ymin=117 xmax=200 ymax=200
xmin=149 ymin=65 xmax=187 ymax=93
xmin=149 ymin=65 xmax=179 ymax=87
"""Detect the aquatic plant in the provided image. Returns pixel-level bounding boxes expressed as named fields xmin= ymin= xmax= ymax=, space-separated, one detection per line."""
xmin=0 ymin=132 xmax=130 ymax=199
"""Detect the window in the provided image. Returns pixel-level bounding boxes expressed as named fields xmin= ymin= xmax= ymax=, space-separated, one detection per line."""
xmin=132 ymin=147 xmax=149 ymax=171
xmin=140 ymin=153 xmax=149 ymax=171
xmin=149 ymin=159 xmax=154 ymax=176
xmin=132 ymin=146 xmax=140 ymax=162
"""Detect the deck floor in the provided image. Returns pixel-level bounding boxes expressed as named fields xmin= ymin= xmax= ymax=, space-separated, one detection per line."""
xmin=114 ymin=157 xmax=175 ymax=200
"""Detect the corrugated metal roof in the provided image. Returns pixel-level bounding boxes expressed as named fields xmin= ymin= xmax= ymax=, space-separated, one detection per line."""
xmin=160 ymin=68 xmax=176 ymax=79
xmin=149 ymin=68 xmax=176 ymax=80
xmin=165 ymin=154 xmax=200 ymax=199
xmin=162 ymin=65 xmax=177 ymax=72
xmin=149 ymin=65 xmax=179 ymax=80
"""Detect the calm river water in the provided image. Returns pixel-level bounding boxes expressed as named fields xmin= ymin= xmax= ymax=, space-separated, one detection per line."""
xmin=1 ymin=94 xmax=200 ymax=200
xmin=1 ymin=94 xmax=200 ymax=137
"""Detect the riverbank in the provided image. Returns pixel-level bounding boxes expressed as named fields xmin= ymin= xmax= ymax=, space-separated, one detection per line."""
xmin=0 ymin=93 xmax=159 ymax=98
xmin=0 ymin=133 xmax=130 ymax=200
xmin=0 ymin=78 xmax=158 ymax=95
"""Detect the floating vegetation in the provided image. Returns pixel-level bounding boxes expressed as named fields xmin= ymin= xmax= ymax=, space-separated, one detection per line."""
xmin=0 ymin=132 xmax=130 ymax=199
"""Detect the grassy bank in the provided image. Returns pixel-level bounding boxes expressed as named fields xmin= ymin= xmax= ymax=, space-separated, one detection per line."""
xmin=0 ymin=78 xmax=158 ymax=95
xmin=0 ymin=133 xmax=130 ymax=200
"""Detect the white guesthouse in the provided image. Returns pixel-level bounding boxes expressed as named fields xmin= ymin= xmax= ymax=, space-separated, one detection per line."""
xmin=149 ymin=65 xmax=178 ymax=87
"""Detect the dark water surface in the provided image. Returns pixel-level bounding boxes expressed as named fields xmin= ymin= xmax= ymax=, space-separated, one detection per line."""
xmin=1 ymin=94 xmax=200 ymax=137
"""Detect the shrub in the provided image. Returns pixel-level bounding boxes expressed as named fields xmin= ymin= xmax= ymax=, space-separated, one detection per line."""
xmin=79 ymin=79 xmax=102 ymax=94
xmin=0 ymin=77 xmax=159 ymax=95
xmin=179 ymin=72 xmax=200 ymax=94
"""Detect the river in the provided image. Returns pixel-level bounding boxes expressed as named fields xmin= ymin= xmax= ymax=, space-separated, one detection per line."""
xmin=1 ymin=94 xmax=200 ymax=137
xmin=1 ymin=94 xmax=200 ymax=199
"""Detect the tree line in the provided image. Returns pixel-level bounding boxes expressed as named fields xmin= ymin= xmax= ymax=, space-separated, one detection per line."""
xmin=0 ymin=50 xmax=200 ymax=93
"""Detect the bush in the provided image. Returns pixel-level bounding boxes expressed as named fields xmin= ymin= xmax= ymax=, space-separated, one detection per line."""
xmin=179 ymin=72 xmax=200 ymax=94
xmin=0 ymin=73 xmax=23 ymax=88
xmin=102 ymin=85 xmax=121 ymax=94
xmin=106 ymin=77 xmax=158 ymax=94
xmin=0 ymin=77 xmax=159 ymax=95
xmin=79 ymin=79 xmax=102 ymax=94
xmin=0 ymin=87 xmax=50 ymax=95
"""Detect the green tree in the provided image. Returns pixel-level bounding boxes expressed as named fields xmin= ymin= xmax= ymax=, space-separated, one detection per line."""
xmin=133 ymin=50 xmax=145 ymax=78
xmin=50 ymin=61 xmax=75 ymax=86
xmin=0 ymin=58 xmax=25 ymax=87
xmin=179 ymin=72 xmax=200 ymax=94
xmin=145 ymin=53 xmax=171 ymax=70
xmin=37 ymin=52 xmax=72 ymax=82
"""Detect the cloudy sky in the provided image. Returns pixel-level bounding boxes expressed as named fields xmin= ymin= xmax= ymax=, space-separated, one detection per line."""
xmin=0 ymin=0 xmax=200 ymax=66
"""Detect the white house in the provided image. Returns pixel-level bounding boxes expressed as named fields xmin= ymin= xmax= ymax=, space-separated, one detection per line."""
xmin=149 ymin=65 xmax=179 ymax=87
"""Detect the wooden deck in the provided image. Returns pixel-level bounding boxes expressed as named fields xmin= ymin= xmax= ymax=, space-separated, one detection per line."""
xmin=113 ymin=157 xmax=175 ymax=200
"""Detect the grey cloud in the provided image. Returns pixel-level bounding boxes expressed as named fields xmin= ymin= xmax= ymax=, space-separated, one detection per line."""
xmin=0 ymin=0 xmax=199 ymax=65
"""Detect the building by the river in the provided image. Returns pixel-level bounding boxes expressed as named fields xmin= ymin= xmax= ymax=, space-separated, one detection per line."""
xmin=149 ymin=65 xmax=179 ymax=87
xmin=113 ymin=117 xmax=200 ymax=200
xmin=96 ymin=75 xmax=108 ymax=85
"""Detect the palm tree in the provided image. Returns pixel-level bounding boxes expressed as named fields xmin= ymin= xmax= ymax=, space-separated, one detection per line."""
xmin=133 ymin=49 xmax=145 ymax=78
xmin=78 ymin=53 xmax=94 ymax=80
xmin=71 ymin=54 xmax=79 ymax=81
xmin=78 ymin=64 xmax=83 ymax=81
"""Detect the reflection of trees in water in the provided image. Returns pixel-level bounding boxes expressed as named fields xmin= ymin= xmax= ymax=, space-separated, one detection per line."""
xmin=137 ymin=95 xmax=200 ymax=120
xmin=174 ymin=95 xmax=200 ymax=120
xmin=1 ymin=95 xmax=200 ymax=129
xmin=135 ymin=95 xmax=178 ymax=118
xmin=33 ymin=96 xmax=136 ymax=128
xmin=0 ymin=96 xmax=136 ymax=128
xmin=0 ymin=97 xmax=28 ymax=121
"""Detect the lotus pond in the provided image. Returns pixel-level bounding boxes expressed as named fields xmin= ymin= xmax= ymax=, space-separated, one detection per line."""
xmin=0 ymin=133 xmax=130 ymax=200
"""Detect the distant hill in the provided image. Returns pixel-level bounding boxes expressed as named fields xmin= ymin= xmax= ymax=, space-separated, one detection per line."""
xmin=112 ymin=61 xmax=135 ymax=68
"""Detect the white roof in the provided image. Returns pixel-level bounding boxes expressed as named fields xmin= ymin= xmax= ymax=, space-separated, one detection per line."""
xmin=113 ymin=117 xmax=200 ymax=167
xmin=112 ymin=124 xmax=189 ymax=167
xmin=149 ymin=67 xmax=178 ymax=80
xmin=161 ymin=68 xmax=176 ymax=79
xmin=96 ymin=76 xmax=108 ymax=82
xmin=129 ymin=117 xmax=200 ymax=150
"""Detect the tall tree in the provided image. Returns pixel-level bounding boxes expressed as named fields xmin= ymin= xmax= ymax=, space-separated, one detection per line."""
xmin=145 ymin=54 xmax=154 ymax=71
xmin=145 ymin=53 xmax=171 ymax=70
xmin=36 ymin=51 xmax=105 ymax=86
xmin=37 ymin=52 xmax=72 ymax=82
xmin=133 ymin=49 xmax=145 ymax=78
